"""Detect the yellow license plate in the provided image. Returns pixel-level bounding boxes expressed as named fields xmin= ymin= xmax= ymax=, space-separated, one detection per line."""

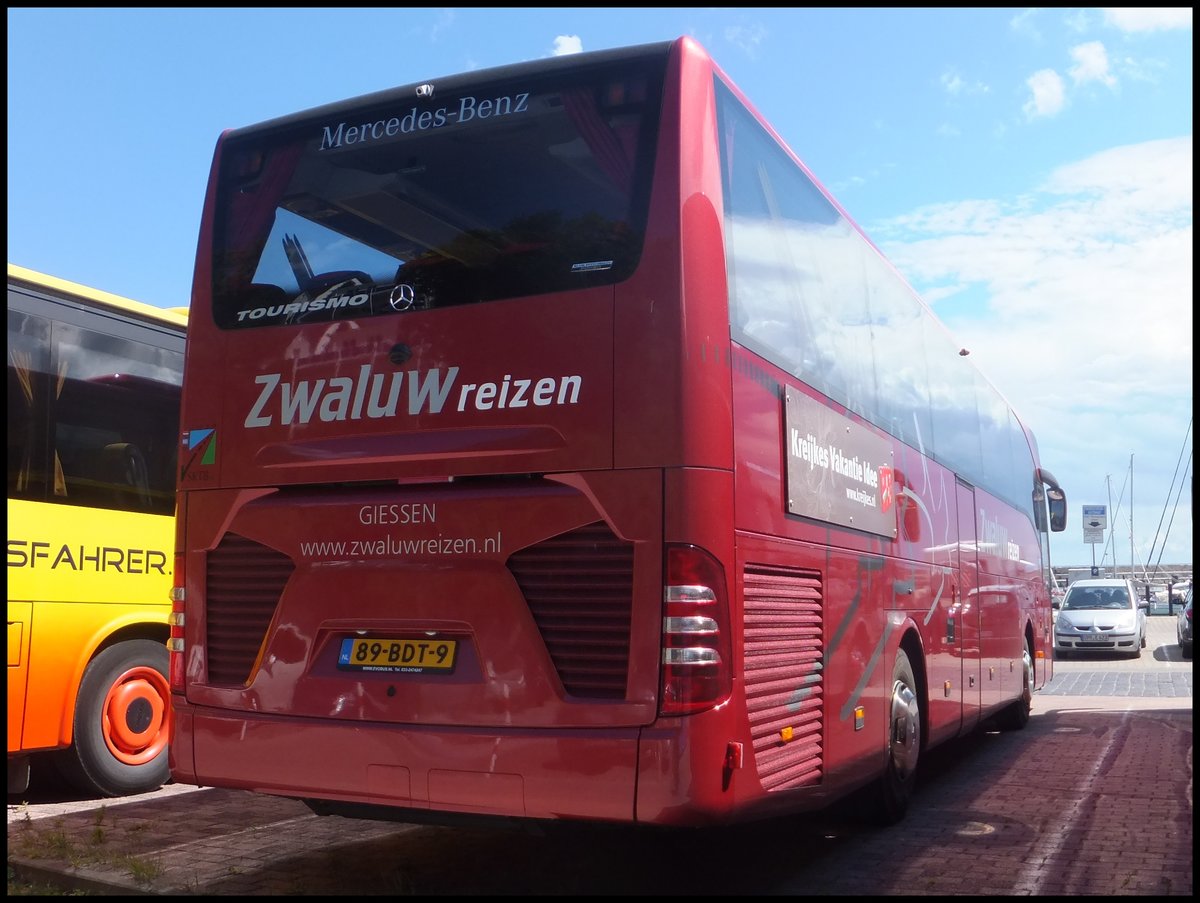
xmin=338 ymin=637 xmax=458 ymax=673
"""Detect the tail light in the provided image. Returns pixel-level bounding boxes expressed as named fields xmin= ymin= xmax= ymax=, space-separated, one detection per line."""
xmin=168 ymin=553 xmax=186 ymax=692
xmin=660 ymin=544 xmax=732 ymax=716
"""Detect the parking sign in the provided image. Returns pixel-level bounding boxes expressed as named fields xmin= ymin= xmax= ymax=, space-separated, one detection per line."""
xmin=1082 ymin=504 xmax=1106 ymax=544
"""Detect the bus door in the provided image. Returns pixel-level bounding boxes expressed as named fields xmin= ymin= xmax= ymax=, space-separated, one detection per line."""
xmin=955 ymin=478 xmax=982 ymax=734
xmin=7 ymin=600 xmax=33 ymax=756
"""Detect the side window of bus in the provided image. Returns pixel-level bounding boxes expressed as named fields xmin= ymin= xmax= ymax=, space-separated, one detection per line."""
xmin=7 ymin=308 xmax=53 ymax=500
xmin=714 ymin=78 xmax=1036 ymax=524
xmin=50 ymin=322 xmax=184 ymax=516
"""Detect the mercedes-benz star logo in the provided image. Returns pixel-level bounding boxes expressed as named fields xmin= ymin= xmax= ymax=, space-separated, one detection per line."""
xmin=389 ymin=284 xmax=416 ymax=311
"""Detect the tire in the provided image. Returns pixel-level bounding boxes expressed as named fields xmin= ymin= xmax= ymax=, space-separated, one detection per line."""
xmin=1181 ymin=642 xmax=1192 ymax=660
xmin=52 ymin=639 xmax=171 ymax=797
xmin=994 ymin=639 xmax=1033 ymax=731
xmin=8 ymin=756 xmax=31 ymax=795
xmin=867 ymin=648 xmax=921 ymax=825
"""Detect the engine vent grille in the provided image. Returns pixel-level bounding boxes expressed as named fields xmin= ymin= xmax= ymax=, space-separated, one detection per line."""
xmin=204 ymin=533 xmax=294 ymax=686
xmin=507 ymin=522 xmax=634 ymax=699
xmin=743 ymin=565 xmax=824 ymax=791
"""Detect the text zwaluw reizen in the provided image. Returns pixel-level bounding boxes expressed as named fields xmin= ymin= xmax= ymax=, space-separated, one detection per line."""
xmin=245 ymin=367 xmax=582 ymax=427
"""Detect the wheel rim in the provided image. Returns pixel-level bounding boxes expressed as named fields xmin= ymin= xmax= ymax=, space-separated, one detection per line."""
xmin=889 ymin=677 xmax=920 ymax=781
xmin=1020 ymin=646 xmax=1033 ymax=706
xmin=100 ymin=665 xmax=171 ymax=765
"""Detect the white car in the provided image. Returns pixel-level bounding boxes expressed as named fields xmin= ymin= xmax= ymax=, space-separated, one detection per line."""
xmin=1143 ymin=585 xmax=1170 ymax=616
xmin=1054 ymin=578 xmax=1148 ymax=659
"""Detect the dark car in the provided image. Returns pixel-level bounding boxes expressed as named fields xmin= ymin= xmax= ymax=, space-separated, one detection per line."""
xmin=1177 ymin=588 xmax=1193 ymax=659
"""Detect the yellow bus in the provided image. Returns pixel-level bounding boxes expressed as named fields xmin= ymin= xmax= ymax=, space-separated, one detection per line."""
xmin=7 ymin=264 xmax=187 ymax=797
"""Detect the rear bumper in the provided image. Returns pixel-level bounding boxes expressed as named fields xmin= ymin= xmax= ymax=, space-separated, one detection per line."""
xmin=169 ymin=699 xmax=810 ymax=827
xmin=170 ymin=702 xmax=640 ymax=823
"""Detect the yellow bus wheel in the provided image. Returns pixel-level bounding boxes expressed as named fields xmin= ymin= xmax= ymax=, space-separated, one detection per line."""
xmin=52 ymin=639 xmax=171 ymax=797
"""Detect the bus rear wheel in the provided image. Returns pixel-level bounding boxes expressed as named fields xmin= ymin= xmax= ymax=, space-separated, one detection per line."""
xmin=52 ymin=639 xmax=171 ymax=797
xmin=867 ymin=648 xmax=921 ymax=825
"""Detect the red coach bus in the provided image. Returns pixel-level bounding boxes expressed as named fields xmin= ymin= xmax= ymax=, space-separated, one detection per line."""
xmin=170 ymin=36 xmax=1067 ymax=828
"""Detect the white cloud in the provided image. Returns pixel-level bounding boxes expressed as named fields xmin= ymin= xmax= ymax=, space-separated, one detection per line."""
xmin=1009 ymin=8 xmax=1043 ymax=40
xmin=1063 ymin=9 xmax=1094 ymax=34
xmin=1113 ymin=54 xmax=1169 ymax=83
xmin=724 ymin=23 xmax=768 ymax=58
xmin=1042 ymin=136 xmax=1193 ymax=216
xmin=940 ymin=69 xmax=989 ymax=97
xmin=942 ymin=71 xmax=965 ymax=95
xmin=552 ymin=35 xmax=583 ymax=56
xmin=1069 ymin=41 xmax=1118 ymax=88
xmin=875 ymin=137 xmax=1194 ymax=564
xmin=426 ymin=8 xmax=456 ymax=42
xmin=1102 ymin=8 xmax=1194 ymax=33
xmin=1023 ymin=69 xmax=1067 ymax=119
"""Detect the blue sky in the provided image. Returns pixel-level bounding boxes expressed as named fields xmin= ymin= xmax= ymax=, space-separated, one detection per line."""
xmin=7 ymin=8 xmax=1193 ymax=573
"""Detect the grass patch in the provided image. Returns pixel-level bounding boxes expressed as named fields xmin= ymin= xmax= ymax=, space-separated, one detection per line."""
xmin=10 ymin=817 xmax=162 ymax=886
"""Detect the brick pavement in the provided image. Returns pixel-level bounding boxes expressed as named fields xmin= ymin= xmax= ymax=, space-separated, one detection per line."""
xmin=8 ymin=617 xmax=1192 ymax=895
xmin=1043 ymin=670 xmax=1193 ymax=696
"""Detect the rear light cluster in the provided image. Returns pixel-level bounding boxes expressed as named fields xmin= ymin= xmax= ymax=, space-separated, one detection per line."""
xmin=168 ymin=553 xmax=186 ymax=692
xmin=660 ymin=545 xmax=732 ymax=716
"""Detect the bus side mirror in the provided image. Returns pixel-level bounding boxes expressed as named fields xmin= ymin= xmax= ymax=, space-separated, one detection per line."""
xmin=1033 ymin=469 xmax=1067 ymax=533
xmin=1047 ymin=488 xmax=1066 ymax=532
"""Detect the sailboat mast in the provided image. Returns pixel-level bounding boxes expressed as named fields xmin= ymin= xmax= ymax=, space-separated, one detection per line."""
xmin=1130 ymin=453 xmax=1135 ymax=580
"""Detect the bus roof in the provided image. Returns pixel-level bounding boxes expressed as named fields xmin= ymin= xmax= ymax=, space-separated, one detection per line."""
xmin=8 ymin=263 xmax=189 ymax=330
